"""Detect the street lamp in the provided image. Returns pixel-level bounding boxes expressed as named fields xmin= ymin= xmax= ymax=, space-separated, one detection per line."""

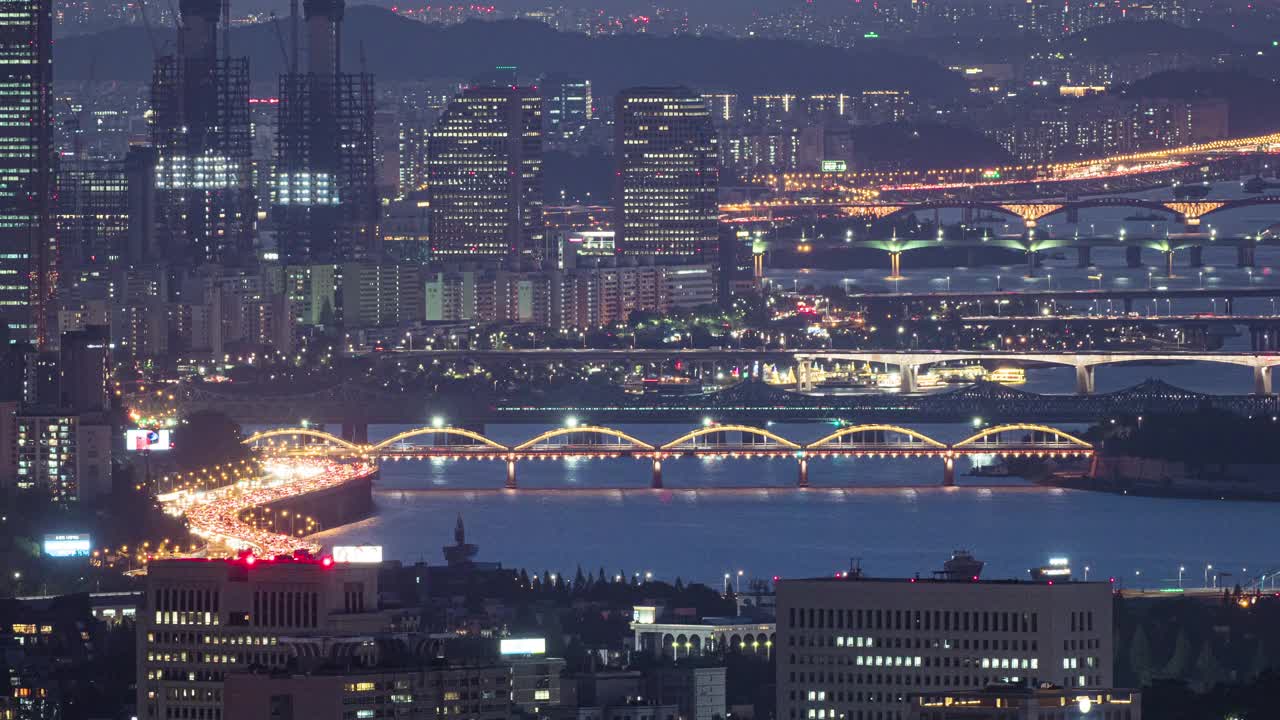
xmin=737 ymin=569 xmax=745 ymax=594
xmin=1205 ymin=564 xmax=1213 ymax=588
xmin=1178 ymin=566 xmax=1185 ymax=588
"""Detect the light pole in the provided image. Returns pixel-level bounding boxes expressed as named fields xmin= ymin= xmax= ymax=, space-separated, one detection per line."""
xmin=736 ymin=569 xmax=744 ymax=594
xmin=724 ymin=572 xmax=731 ymax=595
xmin=1205 ymin=564 xmax=1213 ymax=588
xmin=945 ymin=276 xmax=951 ymax=293
xmin=1178 ymin=566 xmax=1185 ymax=589
xmin=1198 ymin=271 xmax=1203 ymax=289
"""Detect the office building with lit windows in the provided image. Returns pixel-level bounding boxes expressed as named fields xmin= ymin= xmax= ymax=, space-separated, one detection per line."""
xmin=776 ymin=577 xmax=1114 ymax=720
xmin=614 ymin=87 xmax=719 ymax=260
xmin=12 ymin=412 xmax=111 ymax=502
xmin=0 ymin=0 xmax=56 ymax=346
xmin=428 ymin=85 xmax=543 ymax=263
xmin=543 ymin=73 xmax=592 ymax=142
xmin=136 ymin=556 xmax=411 ymax=720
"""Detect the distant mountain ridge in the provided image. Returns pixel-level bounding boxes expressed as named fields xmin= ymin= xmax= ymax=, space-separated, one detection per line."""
xmin=57 ymin=6 xmax=965 ymax=97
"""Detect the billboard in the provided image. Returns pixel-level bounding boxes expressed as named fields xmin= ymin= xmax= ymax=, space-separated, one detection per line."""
xmin=43 ymin=534 xmax=92 ymax=558
xmin=126 ymin=428 xmax=172 ymax=452
xmin=500 ymin=638 xmax=546 ymax=656
xmin=820 ymin=160 xmax=848 ymax=173
xmin=333 ymin=545 xmax=384 ymax=563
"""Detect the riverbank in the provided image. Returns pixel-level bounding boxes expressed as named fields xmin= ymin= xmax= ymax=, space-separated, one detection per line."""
xmin=1044 ymin=456 xmax=1280 ymax=501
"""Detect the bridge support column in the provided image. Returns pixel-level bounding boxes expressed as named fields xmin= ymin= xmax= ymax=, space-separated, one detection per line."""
xmin=1189 ymin=246 xmax=1203 ymax=268
xmin=1075 ymin=365 xmax=1096 ymax=395
xmin=1025 ymin=250 xmax=1036 ymax=277
xmin=943 ymin=456 xmax=956 ymax=487
xmin=899 ymin=364 xmax=919 ymax=394
xmin=797 ymin=457 xmax=809 ymax=488
xmin=505 ymin=459 xmax=518 ymax=489
xmin=651 ymin=458 xmax=663 ymax=489
xmin=1238 ymin=245 xmax=1256 ymax=268
xmin=1076 ymin=246 xmax=1091 ymax=268
xmin=889 ymin=252 xmax=902 ymax=280
xmin=1125 ymin=246 xmax=1142 ymax=268
xmin=797 ymin=359 xmax=814 ymax=392
xmin=1254 ymin=366 xmax=1273 ymax=396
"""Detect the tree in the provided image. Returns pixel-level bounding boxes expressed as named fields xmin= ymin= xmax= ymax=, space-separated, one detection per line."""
xmin=1248 ymin=641 xmax=1271 ymax=681
xmin=1129 ymin=624 xmax=1155 ymax=687
xmin=172 ymin=410 xmax=250 ymax=470
xmin=1193 ymin=640 xmax=1226 ymax=691
xmin=1161 ymin=630 xmax=1193 ymax=680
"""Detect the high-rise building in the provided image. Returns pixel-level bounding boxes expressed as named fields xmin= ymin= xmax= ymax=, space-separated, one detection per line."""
xmin=776 ymin=576 xmax=1115 ymax=720
xmin=614 ymin=87 xmax=719 ymax=260
xmin=58 ymin=325 xmax=110 ymax=414
xmin=55 ymin=157 xmax=130 ymax=269
xmin=273 ymin=0 xmax=379 ymax=264
xmin=428 ymin=85 xmax=543 ymax=263
xmin=0 ymin=0 xmax=56 ymax=346
xmin=150 ymin=0 xmax=254 ymax=268
xmin=543 ymin=73 xmax=592 ymax=142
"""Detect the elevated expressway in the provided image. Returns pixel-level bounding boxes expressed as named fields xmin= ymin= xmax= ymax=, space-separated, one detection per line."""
xmin=381 ymin=348 xmax=1280 ymax=395
xmin=726 ymin=195 xmax=1280 ymax=277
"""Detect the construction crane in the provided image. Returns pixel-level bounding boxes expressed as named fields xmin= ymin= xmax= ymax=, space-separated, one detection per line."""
xmin=133 ymin=0 xmax=162 ymax=57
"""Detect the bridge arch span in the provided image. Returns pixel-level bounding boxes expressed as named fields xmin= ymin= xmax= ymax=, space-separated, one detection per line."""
xmin=661 ymin=425 xmax=801 ymax=451
xmin=807 ymin=424 xmax=947 ymax=450
xmin=243 ymin=428 xmax=360 ymax=451
xmin=875 ymin=201 xmax=1025 ymax=226
xmin=1199 ymin=195 xmax=1280 ymax=219
xmin=372 ymin=427 xmax=507 ymax=452
xmin=512 ymin=426 xmax=655 ymax=452
xmin=954 ymin=424 xmax=1092 ymax=450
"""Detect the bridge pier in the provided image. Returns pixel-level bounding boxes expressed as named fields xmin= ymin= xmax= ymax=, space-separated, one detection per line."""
xmin=797 ymin=457 xmax=809 ymax=488
xmin=1189 ymin=246 xmax=1203 ymax=268
xmin=888 ymin=252 xmax=902 ymax=280
xmin=1125 ymin=246 xmax=1142 ymax=268
xmin=1238 ymin=246 xmax=1256 ymax=268
xmin=652 ymin=458 xmax=663 ymax=489
xmin=943 ymin=456 xmax=955 ymax=487
xmin=899 ymin=364 xmax=919 ymax=394
xmin=1254 ymin=366 xmax=1273 ymax=396
xmin=506 ymin=459 xmax=517 ymax=489
xmin=1025 ymin=250 xmax=1036 ymax=277
xmin=797 ymin=359 xmax=814 ymax=392
xmin=1075 ymin=365 xmax=1096 ymax=395
xmin=1076 ymin=246 xmax=1091 ymax=268
xmin=340 ymin=421 xmax=369 ymax=445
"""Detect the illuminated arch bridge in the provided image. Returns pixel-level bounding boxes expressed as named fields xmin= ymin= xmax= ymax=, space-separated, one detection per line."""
xmin=243 ymin=423 xmax=1093 ymax=489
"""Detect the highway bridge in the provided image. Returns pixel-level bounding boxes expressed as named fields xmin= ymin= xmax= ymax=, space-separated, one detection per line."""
xmin=375 ymin=348 xmax=1280 ymax=394
xmin=245 ymin=422 xmax=1093 ymax=489
xmin=731 ymin=133 xmax=1279 ymax=209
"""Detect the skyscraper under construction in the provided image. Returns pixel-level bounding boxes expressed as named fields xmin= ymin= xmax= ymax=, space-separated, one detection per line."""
xmin=150 ymin=0 xmax=254 ymax=267
xmin=272 ymin=0 xmax=378 ymax=264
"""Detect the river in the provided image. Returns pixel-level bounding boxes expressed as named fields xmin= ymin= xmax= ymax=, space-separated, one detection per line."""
xmin=314 ymin=180 xmax=1280 ymax=589
xmin=311 ymin=421 xmax=1280 ymax=591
